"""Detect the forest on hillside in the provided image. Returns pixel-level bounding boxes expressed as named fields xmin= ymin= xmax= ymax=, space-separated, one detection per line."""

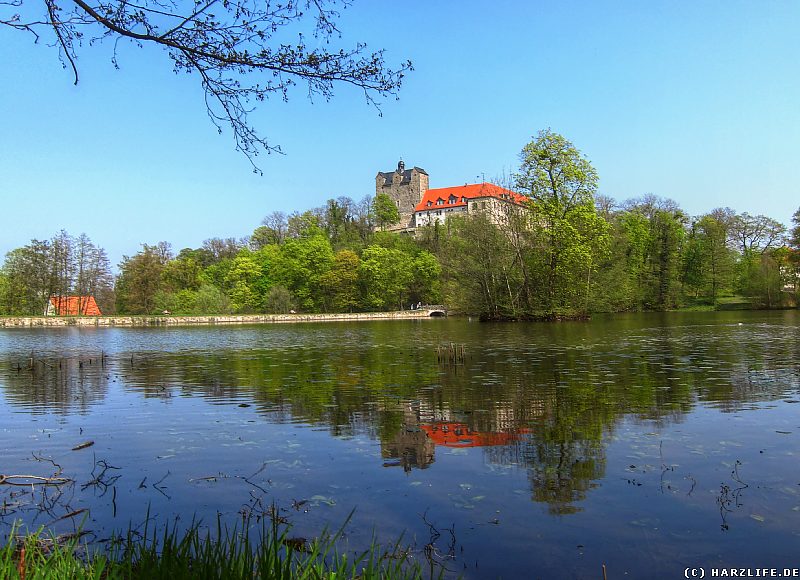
xmin=2 ymin=131 xmax=799 ymax=319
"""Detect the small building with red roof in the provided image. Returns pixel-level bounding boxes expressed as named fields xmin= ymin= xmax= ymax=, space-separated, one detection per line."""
xmin=45 ymin=296 xmax=102 ymax=316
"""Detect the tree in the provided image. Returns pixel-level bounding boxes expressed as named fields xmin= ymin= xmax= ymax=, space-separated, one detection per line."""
xmin=273 ymin=234 xmax=333 ymax=311
xmin=683 ymin=214 xmax=735 ymax=303
xmin=264 ymin=284 xmax=294 ymax=314
xmin=516 ymin=129 xmax=598 ymax=214
xmin=115 ymin=243 xmax=171 ymax=313
xmin=255 ymin=212 xmax=289 ymax=247
xmin=789 ymin=208 xmax=800 ymax=301
xmin=358 ymin=245 xmax=412 ymax=311
xmin=194 ymin=283 xmax=231 ymax=314
xmin=319 ymin=249 xmax=360 ymax=312
xmin=791 ymin=208 xmax=800 ymax=250
xmin=4 ymin=0 xmax=412 ymax=170
xmin=729 ymin=213 xmax=786 ymax=256
xmin=515 ymin=129 xmax=609 ymax=314
xmin=373 ymin=193 xmax=400 ymax=231
xmin=0 ymin=231 xmax=113 ymax=315
xmin=225 ymin=251 xmax=262 ymax=312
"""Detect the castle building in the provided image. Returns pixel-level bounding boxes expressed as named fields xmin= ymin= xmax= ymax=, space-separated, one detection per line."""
xmin=375 ymin=160 xmax=525 ymax=232
xmin=375 ymin=160 xmax=429 ymax=230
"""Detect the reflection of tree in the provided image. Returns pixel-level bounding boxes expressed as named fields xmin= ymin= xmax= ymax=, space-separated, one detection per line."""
xmin=520 ymin=438 xmax=604 ymax=515
xmin=2 ymin=357 xmax=109 ymax=414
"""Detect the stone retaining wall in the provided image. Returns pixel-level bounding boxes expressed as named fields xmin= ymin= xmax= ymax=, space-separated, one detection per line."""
xmin=0 ymin=310 xmax=440 ymax=328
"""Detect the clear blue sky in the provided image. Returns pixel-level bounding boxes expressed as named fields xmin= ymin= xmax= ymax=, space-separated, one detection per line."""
xmin=2 ymin=0 xmax=798 ymax=268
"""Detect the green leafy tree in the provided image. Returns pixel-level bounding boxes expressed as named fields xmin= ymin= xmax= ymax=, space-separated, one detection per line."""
xmin=116 ymin=243 xmax=171 ymax=314
xmin=410 ymin=251 xmax=441 ymax=305
xmin=273 ymin=235 xmax=334 ymax=311
xmin=287 ymin=211 xmax=325 ymax=239
xmin=643 ymin=209 xmax=686 ymax=309
xmin=438 ymin=214 xmax=521 ymax=318
xmin=594 ymin=209 xmax=650 ymax=311
xmin=373 ymin=193 xmax=400 ymax=231
xmin=195 ymin=284 xmax=231 ymax=314
xmin=358 ymin=245 xmax=413 ymax=310
xmin=225 ymin=251 xmax=263 ymax=312
xmin=515 ymin=129 xmax=609 ymax=314
xmin=264 ymin=284 xmax=295 ymax=314
xmin=790 ymin=208 xmax=800 ymax=250
xmin=162 ymin=254 xmax=203 ymax=292
xmin=320 ymin=250 xmax=361 ymax=312
xmin=683 ymin=213 xmax=736 ymax=303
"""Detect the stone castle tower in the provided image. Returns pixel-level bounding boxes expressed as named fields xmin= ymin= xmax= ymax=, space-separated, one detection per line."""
xmin=375 ymin=160 xmax=429 ymax=230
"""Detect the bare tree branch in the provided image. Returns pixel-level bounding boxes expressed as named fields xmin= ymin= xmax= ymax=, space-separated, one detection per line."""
xmin=2 ymin=0 xmax=412 ymax=172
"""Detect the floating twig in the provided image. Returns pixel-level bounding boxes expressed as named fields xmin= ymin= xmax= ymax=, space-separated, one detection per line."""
xmin=71 ymin=441 xmax=94 ymax=451
xmin=48 ymin=508 xmax=88 ymax=525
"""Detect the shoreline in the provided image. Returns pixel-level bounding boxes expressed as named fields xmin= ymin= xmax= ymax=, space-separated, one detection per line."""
xmin=0 ymin=309 xmax=444 ymax=328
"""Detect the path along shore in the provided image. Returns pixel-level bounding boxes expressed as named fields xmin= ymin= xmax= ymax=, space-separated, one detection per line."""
xmin=0 ymin=309 xmax=444 ymax=328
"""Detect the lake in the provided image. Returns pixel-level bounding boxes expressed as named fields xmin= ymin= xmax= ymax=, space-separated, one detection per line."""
xmin=1 ymin=311 xmax=799 ymax=578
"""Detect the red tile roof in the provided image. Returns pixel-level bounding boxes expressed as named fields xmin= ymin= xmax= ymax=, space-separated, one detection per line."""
xmin=49 ymin=296 xmax=102 ymax=316
xmin=414 ymin=182 xmax=526 ymax=212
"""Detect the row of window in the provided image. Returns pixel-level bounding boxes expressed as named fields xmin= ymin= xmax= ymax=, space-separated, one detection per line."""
xmin=426 ymin=195 xmax=470 ymax=207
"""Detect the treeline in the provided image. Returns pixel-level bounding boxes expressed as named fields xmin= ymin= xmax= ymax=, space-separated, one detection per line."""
xmin=0 ymin=231 xmax=114 ymax=315
xmin=1 ymin=131 xmax=799 ymax=318
xmin=98 ymin=197 xmax=438 ymax=316
xmin=428 ymin=131 xmax=799 ymax=319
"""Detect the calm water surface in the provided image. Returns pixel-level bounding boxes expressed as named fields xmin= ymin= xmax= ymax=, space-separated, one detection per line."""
xmin=1 ymin=311 xmax=799 ymax=578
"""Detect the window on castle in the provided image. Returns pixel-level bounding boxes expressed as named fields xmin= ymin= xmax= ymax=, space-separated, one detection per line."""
xmin=426 ymin=201 xmax=432 ymax=207
xmin=436 ymin=199 xmax=443 ymax=205
xmin=448 ymin=196 xmax=456 ymax=204
xmin=471 ymin=202 xmax=477 ymax=210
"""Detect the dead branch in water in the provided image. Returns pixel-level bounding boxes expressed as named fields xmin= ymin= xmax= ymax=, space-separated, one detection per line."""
xmin=71 ymin=441 xmax=95 ymax=451
xmin=0 ymin=474 xmax=73 ymax=486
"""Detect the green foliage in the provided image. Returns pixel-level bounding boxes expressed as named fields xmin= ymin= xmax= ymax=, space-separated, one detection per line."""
xmin=791 ymin=208 xmax=800 ymax=250
xmin=507 ymin=130 xmax=610 ymax=315
xmin=410 ymin=251 xmax=441 ymax=304
xmin=116 ymin=243 xmax=171 ymax=314
xmin=681 ymin=214 xmax=736 ymax=304
xmin=516 ymin=129 xmax=598 ymax=212
xmin=264 ymin=284 xmax=295 ymax=314
xmin=373 ymin=193 xmax=400 ymax=231
xmin=320 ymin=250 xmax=361 ymax=312
xmin=359 ymin=245 xmax=413 ymax=310
xmin=593 ymin=210 xmax=650 ymax=311
xmin=274 ymin=235 xmax=334 ymax=311
xmin=641 ymin=209 xmax=686 ymax=310
xmin=195 ymin=284 xmax=232 ymax=314
xmin=0 ymin=231 xmax=113 ymax=316
xmin=226 ymin=251 xmax=264 ymax=312
xmin=438 ymin=214 xmax=521 ymax=317
xmin=161 ymin=255 xmax=203 ymax=292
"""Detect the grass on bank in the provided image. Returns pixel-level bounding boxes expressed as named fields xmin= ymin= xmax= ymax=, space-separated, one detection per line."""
xmin=0 ymin=517 xmax=427 ymax=580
